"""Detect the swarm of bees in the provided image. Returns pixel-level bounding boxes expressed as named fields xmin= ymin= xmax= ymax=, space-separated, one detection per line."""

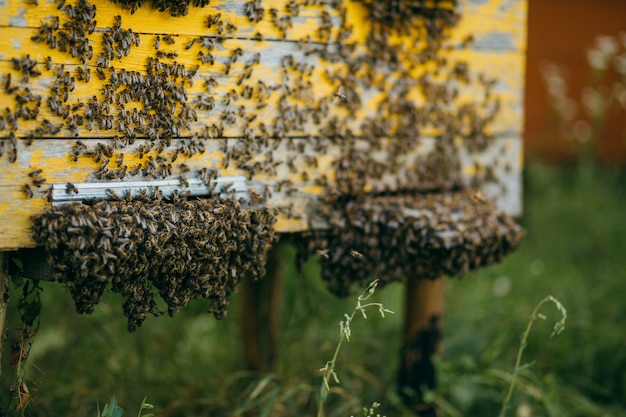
xmin=296 ymin=189 xmax=524 ymax=296
xmin=33 ymin=192 xmax=276 ymax=331
xmin=5 ymin=0 xmax=521 ymax=323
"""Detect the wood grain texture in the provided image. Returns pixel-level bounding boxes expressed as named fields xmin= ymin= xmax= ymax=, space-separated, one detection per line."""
xmin=0 ymin=0 xmax=527 ymax=250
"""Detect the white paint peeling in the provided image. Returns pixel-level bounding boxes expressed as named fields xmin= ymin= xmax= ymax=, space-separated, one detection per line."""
xmin=8 ymin=7 xmax=27 ymax=26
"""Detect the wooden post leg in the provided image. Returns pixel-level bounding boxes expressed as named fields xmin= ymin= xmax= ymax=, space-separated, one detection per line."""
xmin=398 ymin=277 xmax=445 ymax=416
xmin=240 ymin=241 xmax=284 ymax=372
xmin=0 ymin=252 xmax=8 ymax=385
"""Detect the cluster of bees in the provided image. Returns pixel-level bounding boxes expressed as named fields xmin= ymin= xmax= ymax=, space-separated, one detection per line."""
xmin=33 ymin=192 xmax=276 ymax=331
xmin=110 ymin=0 xmax=211 ymax=16
xmin=1 ymin=0 xmax=519 ymax=322
xmin=297 ymin=190 xmax=524 ymax=296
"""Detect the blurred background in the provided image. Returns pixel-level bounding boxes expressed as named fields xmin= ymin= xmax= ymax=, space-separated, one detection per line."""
xmin=525 ymin=0 xmax=626 ymax=162
xmin=2 ymin=0 xmax=626 ymax=416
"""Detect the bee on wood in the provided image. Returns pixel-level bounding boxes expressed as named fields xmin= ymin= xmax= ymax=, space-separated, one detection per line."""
xmin=44 ymin=186 xmax=53 ymax=202
xmin=23 ymin=184 xmax=33 ymax=198
xmin=207 ymin=13 xmax=221 ymax=28
xmin=66 ymin=182 xmax=79 ymax=195
xmin=199 ymin=51 xmax=215 ymax=65
xmin=332 ymin=86 xmax=347 ymax=103
xmin=185 ymin=38 xmax=198 ymax=50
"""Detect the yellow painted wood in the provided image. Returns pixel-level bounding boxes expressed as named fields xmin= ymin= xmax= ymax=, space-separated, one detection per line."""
xmin=0 ymin=0 xmax=526 ymax=49
xmin=0 ymin=0 xmax=527 ymax=250
xmin=0 ymin=53 xmax=523 ymax=136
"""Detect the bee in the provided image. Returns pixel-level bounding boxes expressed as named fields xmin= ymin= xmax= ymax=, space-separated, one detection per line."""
xmin=103 ymin=188 xmax=118 ymax=200
xmin=129 ymin=164 xmax=141 ymax=176
xmin=205 ymin=76 xmax=218 ymax=92
xmin=471 ymin=191 xmax=486 ymax=203
xmin=199 ymin=51 xmax=215 ymax=65
xmin=66 ymin=182 xmax=79 ymax=194
xmin=23 ymin=184 xmax=33 ymax=198
xmin=350 ymin=249 xmax=365 ymax=260
xmin=32 ymin=177 xmax=46 ymax=187
xmin=156 ymin=51 xmax=178 ymax=59
xmin=3 ymin=73 xmax=15 ymax=93
xmin=225 ymin=22 xmax=237 ymax=33
xmin=45 ymin=186 xmax=53 ymax=202
xmin=207 ymin=13 xmax=221 ymax=28
xmin=332 ymin=86 xmax=347 ymax=103
xmin=185 ymin=38 xmax=198 ymax=50
xmin=201 ymin=37 xmax=215 ymax=50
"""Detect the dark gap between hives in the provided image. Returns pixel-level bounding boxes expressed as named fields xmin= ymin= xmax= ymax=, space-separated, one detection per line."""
xmin=32 ymin=192 xmax=276 ymax=331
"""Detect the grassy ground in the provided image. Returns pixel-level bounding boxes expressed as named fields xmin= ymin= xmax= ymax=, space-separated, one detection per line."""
xmin=2 ymin=159 xmax=625 ymax=416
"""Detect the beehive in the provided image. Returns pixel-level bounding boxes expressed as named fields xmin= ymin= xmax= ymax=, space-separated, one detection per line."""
xmin=0 ymin=0 xmax=526 ymax=329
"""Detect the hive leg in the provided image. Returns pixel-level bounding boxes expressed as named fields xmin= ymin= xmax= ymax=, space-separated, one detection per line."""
xmin=240 ymin=241 xmax=284 ymax=372
xmin=398 ymin=277 xmax=445 ymax=416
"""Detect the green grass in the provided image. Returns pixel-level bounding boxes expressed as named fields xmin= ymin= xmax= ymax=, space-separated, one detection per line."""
xmin=2 ymin=159 xmax=626 ymax=416
xmin=439 ymin=160 xmax=626 ymax=416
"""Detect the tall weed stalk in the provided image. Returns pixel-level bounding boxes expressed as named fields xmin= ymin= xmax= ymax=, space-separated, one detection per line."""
xmin=499 ymin=295 xmax=567 ymax=417
xmin=317 ymin=279 xmax=394 ymax=417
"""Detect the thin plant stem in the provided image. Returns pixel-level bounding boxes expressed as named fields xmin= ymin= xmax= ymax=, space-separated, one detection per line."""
xmin=499 ymin=295 xmax=567 ymax=417
xmin=316 ymin=279 xmax=394 ymax=417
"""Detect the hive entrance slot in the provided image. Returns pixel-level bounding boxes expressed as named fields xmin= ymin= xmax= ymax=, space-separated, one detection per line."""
xmin=50 ymin=176 xmax=251 ymax=206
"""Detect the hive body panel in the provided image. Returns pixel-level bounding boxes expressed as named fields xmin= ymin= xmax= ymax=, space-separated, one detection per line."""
xmin=0 ymin=0 xmax=526 ymax=250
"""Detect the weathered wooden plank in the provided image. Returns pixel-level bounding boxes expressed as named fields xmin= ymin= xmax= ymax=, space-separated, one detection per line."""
xmin=0 ymin=49 xmax=524 ymax=137
xmin=0 ymin=0 xmax=526 ymax=51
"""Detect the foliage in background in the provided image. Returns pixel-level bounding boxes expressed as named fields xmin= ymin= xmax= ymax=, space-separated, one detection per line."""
xmin=97 ymin=396 xmax=123 ymax=417
xmin=95 ymin=395 xmax=154 ymax=417
xmin=542 ymin=32 xmax=626 ymax=168
xmin=437 ymin=160 xmax=626 ymax=417
xmin=498 ymin=296 xmax=567 ymax=417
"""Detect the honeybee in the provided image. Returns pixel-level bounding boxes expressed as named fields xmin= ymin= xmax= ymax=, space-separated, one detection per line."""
xmin=66 ymin=182 xmax=79 ymax=194
xmin=471 ymin=190 xmax=486 ymax=203
xmin=332 ymin=86 xmax=347 ymax=103
xmin=23 ymin=184 xmax=33 ymax=198
xmin=316 ymin=249 xmax=329 ymax=258
xmin=350 ymin=249 xmax=364 ymax=260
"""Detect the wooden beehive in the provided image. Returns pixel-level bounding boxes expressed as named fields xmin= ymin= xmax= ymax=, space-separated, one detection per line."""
xmin=0 ymin=0 xmax=525 ymax=246
xmin=0 ymin=0 xmax=526 ymax=333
